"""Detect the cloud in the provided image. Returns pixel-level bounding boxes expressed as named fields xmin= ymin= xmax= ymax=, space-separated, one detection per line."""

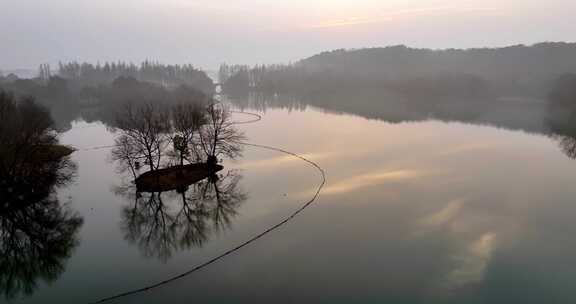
xmin=444 ymin=233 xmax=497 ymax=288
xmin=418 ymin=199 xmax=465 ymax=227
xmin=304 ymin=6 xmax=500 ymax=29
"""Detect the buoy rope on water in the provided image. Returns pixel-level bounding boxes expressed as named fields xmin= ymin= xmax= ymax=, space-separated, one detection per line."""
xmin=230 ymin=110 xmax=262 ymax=124
xmin=87 ymin=111 xmax=326 ymax=304
xmin=79 ymin=145 xmax=117 ymax=151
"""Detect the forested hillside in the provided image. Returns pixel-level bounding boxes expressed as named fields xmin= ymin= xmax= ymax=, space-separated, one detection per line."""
xmin=220 ymin=42 xmax=576 ymax=98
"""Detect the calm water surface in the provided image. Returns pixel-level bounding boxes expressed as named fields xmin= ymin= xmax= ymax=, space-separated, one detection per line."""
xmin=11 ymin=103 xmax=576 ymax=303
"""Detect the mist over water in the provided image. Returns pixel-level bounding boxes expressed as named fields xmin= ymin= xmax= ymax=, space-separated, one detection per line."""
xmin=3 ymin=0 xmax=576 ymax=303
xmin=6 ymin=103 xmax=576 ymax=303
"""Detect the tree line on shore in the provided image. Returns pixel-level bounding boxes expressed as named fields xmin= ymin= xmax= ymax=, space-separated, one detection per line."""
xmin=0 ymin=66 xmax=214 ymax=131
xmin=57 ymin=61 xmax=214 ymax=92
xmin=219 ymin=42 xmax=576 ymax=100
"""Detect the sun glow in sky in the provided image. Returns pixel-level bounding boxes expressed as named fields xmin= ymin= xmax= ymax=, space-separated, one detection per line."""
xmin=1 ymin=0 xmax=575 ymax=69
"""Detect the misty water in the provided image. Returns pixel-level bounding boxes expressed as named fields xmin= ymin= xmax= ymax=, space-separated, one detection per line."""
xmin=9 ymin=97 xmax=576 ymax=304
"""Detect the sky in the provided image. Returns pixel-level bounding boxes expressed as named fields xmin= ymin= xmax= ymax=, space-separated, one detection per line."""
xmin=1 ymin=0 xmax=575 ymax=71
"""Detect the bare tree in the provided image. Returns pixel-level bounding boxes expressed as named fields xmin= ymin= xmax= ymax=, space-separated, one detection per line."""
xmin=199 ymin=103 xmax=245 ymax=165
xmin=0 ymin=92 xmax=58 ymax=180
xmin=114 ymin=103 xmax=171 ymax=172
xmin=0 ymin=91 xmax=82 ymax=300
xmin=37 ymin=64 xmax=51 ymax=84
xmin=110 ymin=134 xmax=143 ymax=179
xmin=171 ymin=103 xmax=206 ymax=166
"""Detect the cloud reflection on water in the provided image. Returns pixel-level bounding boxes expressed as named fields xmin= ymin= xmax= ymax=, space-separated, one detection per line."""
xmin=320 ymin=169 xmax=428 ymax=196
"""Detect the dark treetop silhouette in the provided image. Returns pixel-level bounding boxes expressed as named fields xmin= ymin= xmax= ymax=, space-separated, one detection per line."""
xmin=0 ymin=63 xmax=213 ymax=132
xmin=0 ymin=92 xmax=83 ymax=300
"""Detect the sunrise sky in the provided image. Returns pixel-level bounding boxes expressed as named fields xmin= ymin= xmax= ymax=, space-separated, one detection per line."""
xmin=1 ymin=0 xmax=575 ymax=69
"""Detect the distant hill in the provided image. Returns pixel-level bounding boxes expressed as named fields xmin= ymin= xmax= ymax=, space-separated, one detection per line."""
xmin=221 ymin=42 xmax=576 ymax=136
xmin=220 ymin=42 xmax=576 ymax=98
xmin=300 ymin=42 xmax=576 ymax=88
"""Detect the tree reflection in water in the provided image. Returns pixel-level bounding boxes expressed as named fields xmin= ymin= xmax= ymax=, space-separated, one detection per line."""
xmin=0 ymin=149 xmax=82 ymax=300
xmin=0 ymin=190 xmax=83 ymax=300
xmin=555 ymin=135 xmax=576 ymax=159
xmin=547 ymin=75 xmax=576 ymax=159
xmin=549 ymin=115 xmax=576 ymax=159
xmin=0 ymin=92 xmax=83 ymax=300
xmin=117 ymin=171 xmax=246 ymax=262
xmin=548 ymin=115 xmax=576 ymax=159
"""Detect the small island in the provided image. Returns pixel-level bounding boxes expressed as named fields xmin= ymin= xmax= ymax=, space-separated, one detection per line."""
xmin=112 ymin=102 xmax=244 ymax=193
xmin=135 ymin=163 xmax=223 ymax=192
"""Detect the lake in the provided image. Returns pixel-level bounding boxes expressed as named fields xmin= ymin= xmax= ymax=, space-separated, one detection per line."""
xmin=9 ymin=99 xmax=576 ymax=304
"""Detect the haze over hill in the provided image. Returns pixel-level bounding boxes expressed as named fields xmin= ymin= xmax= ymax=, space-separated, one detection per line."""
xmin=220 ymin=42 xmax=576 ymax=135
xmin=221 ymin=42 xmax=576 ymax=97
xmin=3 ymin=42 xmax=576 ymax=135
xmin=2 ymin=0 xmax=576 ymax=70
